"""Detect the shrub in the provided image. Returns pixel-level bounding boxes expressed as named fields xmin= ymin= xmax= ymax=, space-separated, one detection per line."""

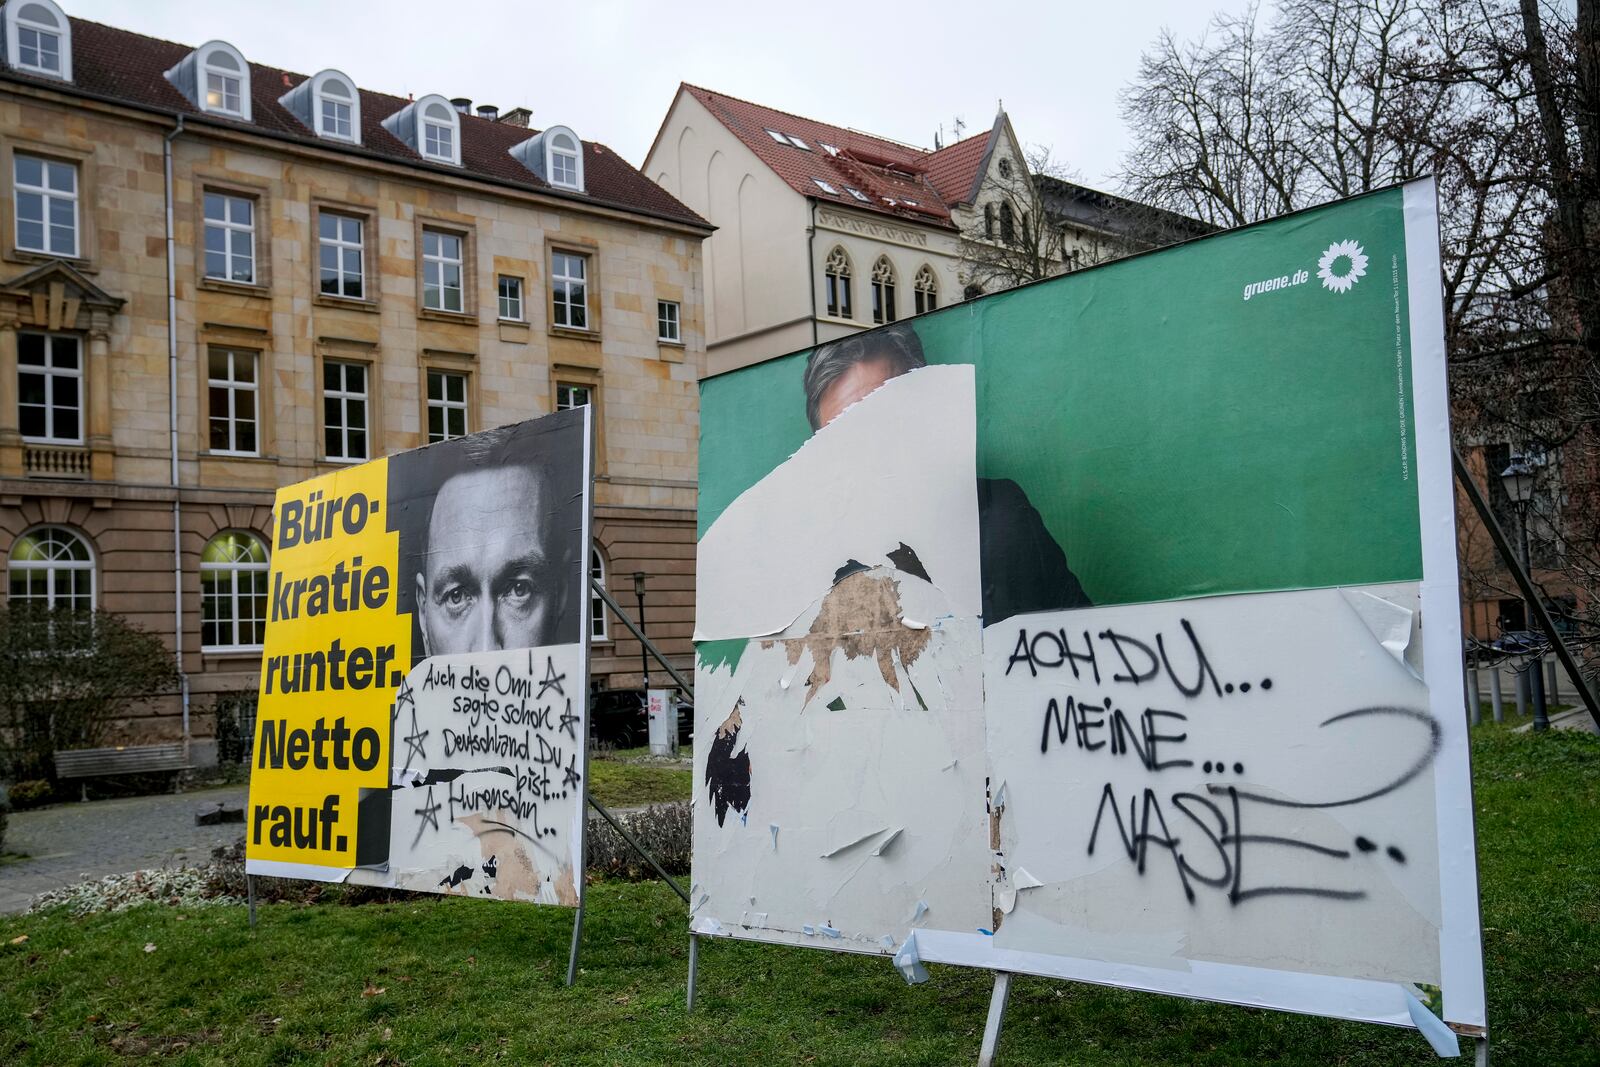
xmin=586 ymin=801 xmax=690 ymax=880
xmin=0 ymin=606 xmax=179 ymax=781
xmin=8 ymin=778 xmax=52 ymax=810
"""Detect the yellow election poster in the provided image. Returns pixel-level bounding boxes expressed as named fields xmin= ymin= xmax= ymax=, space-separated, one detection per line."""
xmin=246 ymin=408 xmax=593 ymax=905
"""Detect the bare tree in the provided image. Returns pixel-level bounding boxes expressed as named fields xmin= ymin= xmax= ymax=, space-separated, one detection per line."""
xmin=1118 ymin=0 xmax=1600 ymax=656
xmin=958 ymin=145 xmax=1076 ymax=294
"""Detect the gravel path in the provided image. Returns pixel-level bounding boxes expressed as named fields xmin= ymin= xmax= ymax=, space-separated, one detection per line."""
xmin=0 ymin=785 xmax=247 ymax=914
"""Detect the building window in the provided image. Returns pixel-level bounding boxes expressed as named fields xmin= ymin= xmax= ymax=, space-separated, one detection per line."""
xmin=14 ymin=153 xmax=77 ymax=257
xmin=590 ymin=546 xmax=608 ymax=640
xmin=824 ymin=246 xmax=852 ymax=319
xmin=812 ymin=178 xmax=839 ymax=195
xmin=319 ymin=77 xmax=354 ymax=140
xmin=421 ymin=99 xmax=457 ymax=164
xmin=8 ymin=0 xmax=70 ymax=79
xmin=323 ymin=360 xmax=368 ymax=461
xmin=657 ymin=300 xmax=680 ymax=342
xmin=914 ymin=265 xmax=938 ymax=314
xmin=203 ymin=48 xmax=245 ymax=116
xmin=207 ymin=348 xmax=258 ymax=455
xmin=846 ymin=187 xmax=869 ymax=202
xmin=421 ymin=229 xmax=464 ymax=313
xmin=201 ymin=531 xmax=269 ymax=650
xmin=871 ymin=257 xmax=897 ymax=324
xmin=551 ymin=251 xmax=589 ymax=330
xmin=1000 ymin=202 xmax=1015 ymax=244
xmin=964 ymin=283 xmax=984 ymax=301
xmin=984 ymin=203 xmax=995 ymax=240
xmin=319 ymin=212 xmax=364 ymax=299
xmin=556 ymin=382 xmax=591 ymax=410
xmin=203 ymin=191 xmax=255 ymax=284
xmin=18 ymin=332 xmax=80 ymax=443
xmin=498 ymin=275 xmax=524 ymax=321
xmin=550 ymin=132 xmax=580 ymax=189
xmin=998 ymin=158 xmax=1013 ymax=180
xmin=8 ymin=526 xmax=93 ymax=611
xmin=426 ymin=369 xmax=468 ymax=443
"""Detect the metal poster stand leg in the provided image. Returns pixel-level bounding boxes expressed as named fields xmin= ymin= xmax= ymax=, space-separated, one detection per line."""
xmin=246 ymin=874 xmax=256 ymax=928
xmin=563 ymin=578 xmax=696 ymax=989
xmin=977 ymin=971 xmax=1013 ymax=1067
xmin=687 ymin=932 xmax=700 ymax=1011
xmin=565 ymin=891 xmax=585 ymax=987
xmin=1475 ymin=1034 xmax=1490 ymax=1066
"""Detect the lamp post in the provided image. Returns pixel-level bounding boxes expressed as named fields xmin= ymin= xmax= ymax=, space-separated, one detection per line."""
xmin=633 ymin=571 xmax=649 ymax=692
xmin=1499 ymin=457 xmax=1549 ymax=731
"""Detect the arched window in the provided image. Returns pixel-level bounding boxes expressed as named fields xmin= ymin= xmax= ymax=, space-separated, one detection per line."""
xmin=999 ymin=202 xmax=1015 ymax=244
xmin=198 ymin=42 xmax=250 ymax=119
xmin=200 ymin=531 xmax=269 ymax=650
xmin=590 ymin=546 xmax=609 ymax=641
xmin=871 ymin=256 xmax=897 ymax=324
xmin=914 ymin=265 xmax=939 ymax=315
xmin=5 ymin=0 xmax=71 ymax=81
xmin=8 ymin=526 xmax=93 ymax=611
xmin=420 ymin=97 xmax=460 ymax=165
xmin=824 ymin=246 xmax=852 ymax=319
xmin=998 ymin=158 xmax=1013 ymax=180
xmin=313 ymin=70 xmax=360 ymax=143
xmin=547 ymin=128 xmax=585 ymax=191
xmin=984 ymin=203 xmax=995 ymax=239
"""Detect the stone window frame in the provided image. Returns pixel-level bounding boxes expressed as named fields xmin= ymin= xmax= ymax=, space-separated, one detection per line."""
xmin=204 ymin=345 xmax=261 ymax=457
xmin=314 ymin=338 xmax=381 ymax=465
xmin=312 ymin=199 xmax=378 ymax=312
xmin=549 ymin=361 xmax=606 ymax=475
xmin=414 ymin=215 xmax=476 ymax=322
xmin=1 ymin=137 xmax=96 ymax=270
xmin=194 ymin=174 xmax=271 ymax=297
xmin=823 ymin=245 xmax=852 ymax=320
xmin=195 ymin=323 xmax=274 ymax=462
xmin=16 ymin=329 xmax=83 ymax=445
xmin=418 ymin=348 xmax=478 ymax=448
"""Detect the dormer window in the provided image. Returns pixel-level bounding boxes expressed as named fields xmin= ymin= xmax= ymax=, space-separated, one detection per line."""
xmin=278 ymin=69 xmax=361 ymax=144
xmin=422 ymin=100 xmax=456 ymax=162
xmin=381 ymin=94 xmax=460 ymax=166
xmin=165 ymin=41 xmax=252 ymax=121
xmin=549 ymin=132 xmax=580 ymax=189
xmin=507 ymin=125 xmax=585 ymax=193
xmin=5 ymin=0 xmax=71 ymax=81
xmin=318 ymin=77 xmax=355 ymax=140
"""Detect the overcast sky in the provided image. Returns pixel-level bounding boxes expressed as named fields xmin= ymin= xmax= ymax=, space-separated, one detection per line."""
xmin=67 ymin=0 xmax=1251 ymax=191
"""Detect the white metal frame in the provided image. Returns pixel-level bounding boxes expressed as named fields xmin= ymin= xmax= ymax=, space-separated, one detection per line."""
xmin=202 ymin=190 xmax=256 ymax=284
xmin=5 ymin=0 xmax=70 ymax=80
xmin=425 ymin=367 xmax=468 ymax=443
xmin=196 ymin=41 xmax=250 ymax=120
xmin=318 ymin=211 xmax=364 ymax=299
xmin=200 ymin=530 xmax=269 ymax=651
xmin=7 ymin=524 xmax=94 ymax=611
xmin=13 ymin=152 xmax=78 ymax=257
xmin=311 ymin=70 xmax=360 ymax=143
xmin=657 ymin=299 xmax=680 ymax=342
xmin=421 ymin=228 xmax=463 ymax=313
xmin=206 ymin=347 xmax=259 ymax=456
xmin=551 ymin=251 xmax=588 ymax=329
xmin=17 ymin=330 xmax=82 ymax=443
xmin=322 ymin=359 xmax=369 ymax=462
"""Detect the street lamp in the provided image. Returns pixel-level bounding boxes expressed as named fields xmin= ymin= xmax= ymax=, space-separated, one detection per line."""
xmin=633 ymin=571 xmax=649 ymax=692
xmin=1499 ymin=457 xmax=1549 ymax=731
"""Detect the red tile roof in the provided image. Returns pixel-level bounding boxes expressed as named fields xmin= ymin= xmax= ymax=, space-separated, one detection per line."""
xmin=681 ymin=84 xmax=997 ymax=230
xmin=1 ymin=17 xmax=709 ymax=231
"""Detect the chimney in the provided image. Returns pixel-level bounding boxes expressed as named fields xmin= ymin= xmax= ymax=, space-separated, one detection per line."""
xmin=497 ymin=107 xmax=532 ymax=128
xmin=476 ymin=104 xmax=499 ymax=121
xmin=450 ymin=97 xmax=471 ymax=114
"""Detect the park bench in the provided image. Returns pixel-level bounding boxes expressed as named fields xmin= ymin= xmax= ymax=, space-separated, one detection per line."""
xmin=54 ymin=742 xmax=187 ymax=800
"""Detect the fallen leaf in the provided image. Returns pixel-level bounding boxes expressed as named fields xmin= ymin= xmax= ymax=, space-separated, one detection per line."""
xmin=8 ymin=935 xmax=27 ymax=945
xmin=362 ymin=984 xmax=386 ymax=998
xmin=382 ymin=1027 xmax=393 ymax=1041
xmin=466 ymin=955 xmax=476 ymax=966
xmin=143 ymin=943 xmax=157 ymax=953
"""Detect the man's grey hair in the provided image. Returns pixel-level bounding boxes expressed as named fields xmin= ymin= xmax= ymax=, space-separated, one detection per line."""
xmin=802 ymin=322 xmax=928 ymax=430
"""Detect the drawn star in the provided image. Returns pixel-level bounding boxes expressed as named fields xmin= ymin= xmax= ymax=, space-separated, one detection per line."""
xmin=411 ymin=786 xmax=442 ymax=846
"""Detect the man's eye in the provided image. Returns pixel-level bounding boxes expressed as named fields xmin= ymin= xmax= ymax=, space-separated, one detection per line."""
xmin=503 ymin=578 xmax=534 ymax=605
xmin=439 ymin=586 xmax=471 ymax=612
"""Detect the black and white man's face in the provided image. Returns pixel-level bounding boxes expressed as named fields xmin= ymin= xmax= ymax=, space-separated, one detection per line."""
xmin=416 ymin=465 xmax=561 ymax=655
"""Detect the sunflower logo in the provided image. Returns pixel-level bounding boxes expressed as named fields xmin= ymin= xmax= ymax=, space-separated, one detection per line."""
xmin=1317 ymin=239 xmax=1368 ymax=294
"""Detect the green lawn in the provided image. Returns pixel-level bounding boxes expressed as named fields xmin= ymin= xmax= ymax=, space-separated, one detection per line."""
xmin=587 ymin=749 xmax=691 ymax=809
xmin=1 ymin=728 xmax=1595 ymax=1066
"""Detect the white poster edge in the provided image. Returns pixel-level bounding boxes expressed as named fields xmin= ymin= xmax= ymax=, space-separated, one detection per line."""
xmin=1404 ymin=176 xmax=1488 ymax=1031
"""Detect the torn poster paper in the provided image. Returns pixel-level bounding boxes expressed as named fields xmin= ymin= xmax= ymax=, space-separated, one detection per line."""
xmin=692 ymin=365 xmax=991 ymax=949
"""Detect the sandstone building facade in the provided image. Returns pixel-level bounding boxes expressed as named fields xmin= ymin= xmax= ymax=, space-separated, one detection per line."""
xmin=0 ymin=3 xmax=711 ymax=756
